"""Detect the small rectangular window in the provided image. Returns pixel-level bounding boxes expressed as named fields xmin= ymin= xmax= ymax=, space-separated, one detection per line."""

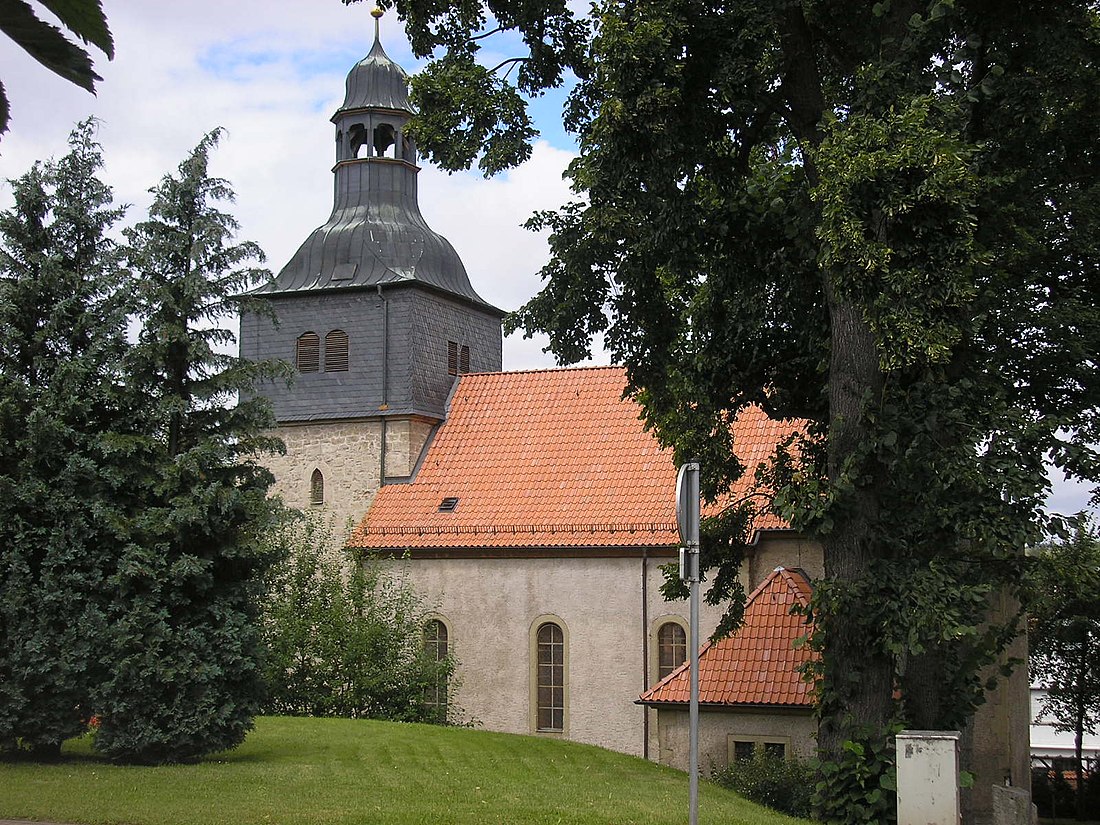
xmin=763 ymin=741 xmax=786 ymax=759
xmin=733 ymin=740 xmax=755 ymax=762
xmin=728 ymin=735 xmax=790 ymax=764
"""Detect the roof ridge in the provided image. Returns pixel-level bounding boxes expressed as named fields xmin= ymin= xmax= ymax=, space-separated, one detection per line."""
xmin=458 ymin=364 xmax=624 ymax=378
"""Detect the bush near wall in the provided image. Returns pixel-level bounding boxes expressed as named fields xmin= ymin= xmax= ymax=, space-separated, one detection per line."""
xmin=260 ymin=513 xmax=455 ymax=723
xmin=712 ymin=753 xmax=814 ymax=819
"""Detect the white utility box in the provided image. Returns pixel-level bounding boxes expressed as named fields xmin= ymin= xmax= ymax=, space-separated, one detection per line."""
xmin=896 ymin=730 xmax=961 ymax=825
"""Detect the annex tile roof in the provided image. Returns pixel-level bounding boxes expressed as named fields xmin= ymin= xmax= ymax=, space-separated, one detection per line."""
xmin=350 ymin=366 xmax=801 ymax=551
xmin=639 ymin=567 xmax=816 ymax=708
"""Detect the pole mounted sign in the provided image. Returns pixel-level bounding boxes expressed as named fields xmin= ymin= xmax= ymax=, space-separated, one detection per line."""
xmin=675 ymin=460 xmax=701 ymax=825
xmin=676 ymin=461 xmax=700 ymax=582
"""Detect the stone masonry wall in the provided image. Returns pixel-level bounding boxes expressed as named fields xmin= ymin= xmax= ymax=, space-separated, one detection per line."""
xmin=266 ymin=419 xmax=383 ymax=535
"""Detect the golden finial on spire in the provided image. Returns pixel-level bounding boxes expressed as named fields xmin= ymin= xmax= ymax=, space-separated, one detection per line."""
xmin=371 ymin=4 xmax=384 ymax=42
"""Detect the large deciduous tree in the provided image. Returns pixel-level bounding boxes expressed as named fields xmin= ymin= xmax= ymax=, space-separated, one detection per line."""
xmin=0 ymin=120 xmax=129 ymax=758
xmin=1029 ymin=525 xmax=1100 ymax=822
xmin=91 ymin=130 xmax=286 ymax=763
xmin=361 ymin=0 xmax=1100 ymax=819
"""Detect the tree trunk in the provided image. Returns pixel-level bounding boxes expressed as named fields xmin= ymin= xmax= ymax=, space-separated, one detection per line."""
xmin=817 ymin=296 xmax=896 ymax=764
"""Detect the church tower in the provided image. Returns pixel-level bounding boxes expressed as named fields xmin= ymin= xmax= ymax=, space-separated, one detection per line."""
xmin=240 ymin=9 xmax=504 ymax=525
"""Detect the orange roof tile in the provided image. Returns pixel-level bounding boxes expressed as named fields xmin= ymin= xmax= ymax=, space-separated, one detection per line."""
xmin=639 ymin=567 xmax=816 ymax=707
xmin=349 ymin=366 xmax=802 ymax=550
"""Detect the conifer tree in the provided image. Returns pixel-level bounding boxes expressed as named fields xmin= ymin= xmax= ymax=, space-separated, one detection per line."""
xmin=92 ymin=130 xmax=285 ymax=763
xmin=0 ymin=120 xmax=130 ymax=758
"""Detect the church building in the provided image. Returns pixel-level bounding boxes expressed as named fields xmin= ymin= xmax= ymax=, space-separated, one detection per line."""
xmin=242 ymin=15 xmax=1031 ymax=823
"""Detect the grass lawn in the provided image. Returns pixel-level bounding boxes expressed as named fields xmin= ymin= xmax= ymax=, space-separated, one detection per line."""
xmin=0 ymin=716 xmax=807 ymax=825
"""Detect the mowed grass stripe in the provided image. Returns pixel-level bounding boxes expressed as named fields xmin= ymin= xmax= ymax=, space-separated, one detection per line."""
xmin=0 ymin=716 xmax=808 ymax=825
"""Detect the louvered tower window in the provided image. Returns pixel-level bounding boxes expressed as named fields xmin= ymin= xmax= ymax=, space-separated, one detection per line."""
xmin=448 ymin=341 xmax=471 ymax=376
xmin=309 ymin=469 xmax=324 ymax=507
xmin=297 ymin=332 xmax=320 ymax=373
xmin=324 ymin=329 xmax=349 ymax=372
xmin=447 ymin=340 xmax=459 ymax=376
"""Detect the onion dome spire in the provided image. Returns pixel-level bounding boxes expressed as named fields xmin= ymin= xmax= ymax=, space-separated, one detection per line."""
xmin=337 ymin=5 xmax=411 ymax=114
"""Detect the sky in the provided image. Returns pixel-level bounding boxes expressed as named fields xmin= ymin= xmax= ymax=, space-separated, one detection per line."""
xmin=0 ymin=1 xmax=1093 ymax=518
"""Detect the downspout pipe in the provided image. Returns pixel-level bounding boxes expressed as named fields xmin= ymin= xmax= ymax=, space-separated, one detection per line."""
xmin=378 ymin=284 xmax=388 ymax=485
xmin=642 ymin=547 xmax=650 ymax=760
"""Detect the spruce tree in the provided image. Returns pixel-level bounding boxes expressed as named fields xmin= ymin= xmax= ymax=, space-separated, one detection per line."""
xmin=92 ymin=130 xmax=284 ymax=763
xmin=0 ymin=120 xmax=131 ymax=758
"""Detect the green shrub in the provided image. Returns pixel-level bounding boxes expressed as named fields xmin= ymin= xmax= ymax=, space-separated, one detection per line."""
xmin=712 ymin=752 xmax=814 ymax=818
xmin=261 ymin=513 xmax=456 ymax=723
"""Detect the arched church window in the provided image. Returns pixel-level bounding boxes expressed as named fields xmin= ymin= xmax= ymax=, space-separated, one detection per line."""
xmin=657 ymin=621 xmax=687 ymax=681
xmin=324 ymin=329 xmax=349 ymax=372
xmin=297 ymin=332 xmax=320 ymax=373
xmin=535 ymin=621 xmax=565 ymax=732
xmin=309 ymin=469 xmax=324 ymax=507
xmin=373 ymin=122 xmax=396 ymax=158
xmin=423 ymin=618 xmax=449 ymax=722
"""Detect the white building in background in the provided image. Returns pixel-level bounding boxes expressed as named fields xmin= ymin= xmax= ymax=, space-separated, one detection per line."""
xmin=1031 ymin=687 xmax=1100 ymax=768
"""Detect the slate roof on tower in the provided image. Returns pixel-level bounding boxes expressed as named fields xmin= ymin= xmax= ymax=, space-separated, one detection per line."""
xmin=639 ymin=566 xmax=816 ymax=707
xmin=350 ymin=366 xmax=801 ymax=551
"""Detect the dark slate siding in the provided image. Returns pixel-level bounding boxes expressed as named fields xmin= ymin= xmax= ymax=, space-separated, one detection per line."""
xmin=403 ymin=289 xmax=504 ymax=415
xmin=243 ymin=292 xmax=386 ymax=422
xmin=242 ymin=286 xmax=502 ymax=424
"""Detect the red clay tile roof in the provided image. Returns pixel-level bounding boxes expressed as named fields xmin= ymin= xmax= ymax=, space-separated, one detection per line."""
xmin=349 ymin=366 xmax=801 ymax=550
xmin=639 ymin=567 xmax=816 ymax=707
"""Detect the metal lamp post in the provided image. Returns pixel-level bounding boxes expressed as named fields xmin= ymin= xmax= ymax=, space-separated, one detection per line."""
xmin=676 ymin=461 xmax=701 ymax=825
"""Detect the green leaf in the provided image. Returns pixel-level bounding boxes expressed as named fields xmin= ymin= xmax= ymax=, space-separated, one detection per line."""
xmin=0 ymin=0 xmax=100 ymax=92
xmin=39 ymin=0 xmax=113 ymax=58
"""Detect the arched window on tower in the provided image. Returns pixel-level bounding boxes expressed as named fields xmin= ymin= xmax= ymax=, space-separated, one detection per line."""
xmin=297 ymin=332 xmax=320 ymax=373
xmin=373 ymin=122 xmax=396 ymax=158
xmin=324 ymin=329 xmax=349 ymax=372
xmin=309 ymin=469 xmax=324 ymax=507
xmin=348 ymin=123 xmax=368 ymax=158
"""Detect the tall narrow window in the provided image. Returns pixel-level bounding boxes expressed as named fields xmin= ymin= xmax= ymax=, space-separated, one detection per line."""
xmin=423 ymin=619 xmax=449 ymax=722
xmin=657 ymin=622 xmax=687 ymax=680
xmin=309 ymin=469 xmax=324 ymax=507
xmin=324 ymin=329 xmax=349 ymax=372
xmin=447 ymin=340 xmax=459 ymax=375
xmin=460 ymin=344 xmax=470 ymax=374
xmin=536 ymin=622 xmax=565 ymax=732
xmin=297 ymin=332 xmax=320 ymax=373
